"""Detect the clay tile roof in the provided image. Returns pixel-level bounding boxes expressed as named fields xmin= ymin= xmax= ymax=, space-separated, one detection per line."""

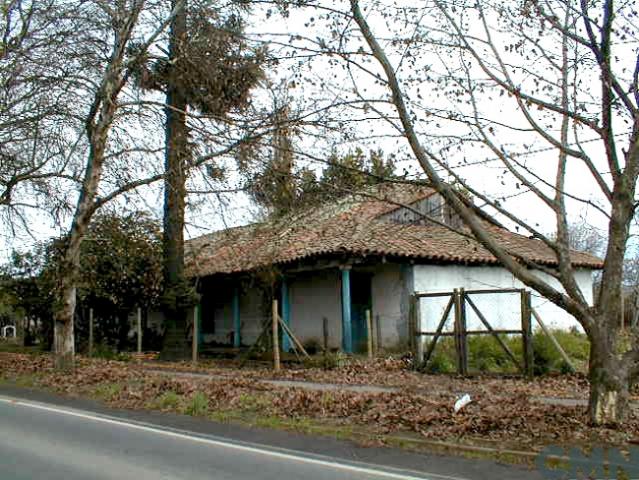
xmin=185 ymin=183 xmax=603 ymax=276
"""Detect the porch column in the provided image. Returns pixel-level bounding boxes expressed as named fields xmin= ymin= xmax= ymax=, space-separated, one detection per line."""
xmin=233 ymin=286 xmax=241 ymax=348
xmin=341 ymin=266 xmax=353 ymax=353
xmin=281 ymin=278 xmax=291 ymax=352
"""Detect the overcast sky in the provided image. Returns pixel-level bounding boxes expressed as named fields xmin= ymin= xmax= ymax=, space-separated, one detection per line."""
xmin=2 ymin=0 xmax=633 ymax=263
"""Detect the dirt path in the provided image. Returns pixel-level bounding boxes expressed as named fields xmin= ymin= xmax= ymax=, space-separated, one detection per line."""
xmin=143 ymin=367 xmax=592 ymax=407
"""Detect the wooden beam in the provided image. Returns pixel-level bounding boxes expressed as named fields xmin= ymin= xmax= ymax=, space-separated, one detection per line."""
xmin=192 ymin=304 xmax=199 ymax=364
xmin=531 ymin=308 xmax=576 ymax=373
xmin=278 ymin=314 xmax=310 ymax=359
xmin=459 ymin=288 xmax=469 ymax=375
xmin=464 ymin=294 xmax=523 ymax=372
xmin=422 ymin=294 xmax=455 ymax=367
xmin=137 ymin=307 xmax=142 ymax=355
xmin=521 ymin=291 xmax=534 ymax=378
xmin=233 ymin=286 xmax=241 ymax=348
xmin=272 ymin=299 xmax=280 ymax=372
xmin=366 ymin=309 xmax=373 ymax=359
xmin=88 ymin=308 xmax=94 ymax=358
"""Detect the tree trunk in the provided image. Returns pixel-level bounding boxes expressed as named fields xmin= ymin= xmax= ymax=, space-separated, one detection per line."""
xmin=53 ymin=275 xmax=77 ymax=371
xmin=117 ymin=311 xmax=130 ymax=352
xmin=160 ymin=0 xmax=190 ymax=361
xmin=588 ymin=337 xmax=630 ymax=425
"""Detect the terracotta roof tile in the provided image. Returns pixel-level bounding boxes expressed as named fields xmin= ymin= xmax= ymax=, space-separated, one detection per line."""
xmin=185 ymin=183 xmax=603 ymax=276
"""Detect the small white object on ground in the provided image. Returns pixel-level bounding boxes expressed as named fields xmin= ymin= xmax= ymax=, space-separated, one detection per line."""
xmin=453 ymin=393 xmax=472 ymax=413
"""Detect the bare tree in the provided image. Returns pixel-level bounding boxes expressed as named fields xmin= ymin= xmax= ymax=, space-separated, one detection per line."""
xmin=327 ymin=0 xmax=639 ymax=424
xmin=0 ymin=0 xmax=80 ymax=227
xmin=50 ymin=0 xmax=183 ymax=370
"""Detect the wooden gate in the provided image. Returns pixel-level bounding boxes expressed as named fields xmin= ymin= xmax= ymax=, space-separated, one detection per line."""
xmin=410 ymin=288 xmax=534 ymax=376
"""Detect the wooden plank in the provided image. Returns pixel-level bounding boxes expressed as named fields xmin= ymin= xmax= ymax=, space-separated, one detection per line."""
xmin=322 ymin=317 xmax=329 ymax=353
xmin=459 ymin=288 xmax=469 ymax=375
xmin=421 ymin=331 xmax=456 ymax=337
xmin=278 ymin=314 xmax=310 ymax=359
xmin=88 ymin=308 xmax=94 ymax=358
xmin=137 ymin=307 xmax=142 ymax=355
xmin=408 ymin=295 xmax=416 ymax=356
xmin=531 ymin=308 xmax=576 ymax=373
xmin=366 ymin=309 xmax=373 ymax=359
xmin=422 ymin=295 xmax=455 ymax=367
xmin=464 ymin=329 xmax=523 ymax=335
xmin=419 ymin=329 xmax=523 ymax=335
xmin=464 ymin=294 xmax=523 ymax=372
xmin=192 ymin=305 xmax=198 ymax=364
xmin=416 ymin=288 xmax=522 ymax=298
xmin=521 ymin=291 xmax=533 ymax=377
xmin=453 ymin=288 xmax=464 ymax=375
xmin=414 ymin=297 xmax=424 ymax=365
xmin=272 ymin=299 xmax=280 ymax=372
xmin=462 ymin=288 xmax=523 ymax=295
xmin=414 ymin=291 xmax=458 ymax=299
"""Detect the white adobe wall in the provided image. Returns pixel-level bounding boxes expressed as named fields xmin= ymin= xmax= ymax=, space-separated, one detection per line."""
xmin=370 ymin=263 xmax=411 ymax=349
xmin=195 ymin=270 xmax=344 ymax=348
xmin=201 ymin=286 xmax=265 ymax=345
xmin=289 ymin=270 xmax=343 ymax=349
xmin=413 ymin=264 xmax=594 ymax=332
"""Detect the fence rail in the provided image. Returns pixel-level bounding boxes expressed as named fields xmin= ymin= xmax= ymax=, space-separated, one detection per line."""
xmin=411 ymin=288 xmax=534 ymax=376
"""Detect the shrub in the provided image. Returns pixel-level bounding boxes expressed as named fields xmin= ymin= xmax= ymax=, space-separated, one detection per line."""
xmin=91 ymin=343 xmax=131 ymax=362
xmin=419 ymin=328 xmax=588 ymax=375
xmin=152 ymin=391 xmax=181 ymax=410
xmin=184 ymin=392 xmax=209 ymax=416
xmin=532 ymin=328 xmax=589 ymax=375
xmin=302 ymin=338 xmax=321 ymax=355
xmin=422 ymin=337 xmax=456 ymax=373
xmin=92 ymin=383 xmax=122 ymax=401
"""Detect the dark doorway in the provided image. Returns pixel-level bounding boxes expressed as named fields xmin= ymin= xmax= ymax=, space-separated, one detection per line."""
xmin=350 ymin=272 xmax=372 ymax=353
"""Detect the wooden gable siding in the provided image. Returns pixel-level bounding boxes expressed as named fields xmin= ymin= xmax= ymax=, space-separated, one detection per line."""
xmin=379 ymin=194 xmax=462 ymax=228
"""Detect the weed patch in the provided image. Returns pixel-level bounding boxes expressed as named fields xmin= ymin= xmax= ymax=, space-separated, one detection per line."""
xmin=184 ymin=391 xmax=209 ymax=416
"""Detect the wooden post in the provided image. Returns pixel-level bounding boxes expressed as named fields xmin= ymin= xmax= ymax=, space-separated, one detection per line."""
xmin=408 ymin=295 xmax=416 ymax=358
xmin=366 ymin=309 xmax=373 ymax=359
xmin=531 ymin=308 xmax=576 ymax=373
xmin=192 ymin=304 xmax=199 ymax=364
xmin=521 ymin=290 xmax=534 ymax=377
xmin=272 ymin=299 xmax=280 ymax=372
xmin=414 ymin=296 xmax=424 ymax=365
xmin=322 ymin=316 xmax=329 ymax=369
xmin=137 ymin=307 xmax=142 ymax=354
xmin=375 ymin=314 xmax=381 ymax=353
xmin=233 ymin=286 xmax=241 ymax=348
xmin=459 ymin=288 xmax=468 ymax=375
xmin=322 ymin=316 xmax=329 ymax=352
xmin=88 ymin=308 xmax=94 ymax=358
xmin=453 ymin=289 xmax=463 ymax=375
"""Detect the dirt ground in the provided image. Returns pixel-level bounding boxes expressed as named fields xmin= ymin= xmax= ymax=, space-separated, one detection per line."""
xmin=0 ymin=352 xmax=636 ymax=452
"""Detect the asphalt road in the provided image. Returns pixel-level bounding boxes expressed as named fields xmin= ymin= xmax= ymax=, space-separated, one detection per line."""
xmin=0 ymin=389 xmax=543 ymax=480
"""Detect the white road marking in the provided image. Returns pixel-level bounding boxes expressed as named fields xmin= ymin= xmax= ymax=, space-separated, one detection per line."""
xmin=0 ymin=396 xmax=466 ymax=480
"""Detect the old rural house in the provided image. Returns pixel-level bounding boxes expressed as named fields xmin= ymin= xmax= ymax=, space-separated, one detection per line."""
xmin=183 ymin=183 xmax=602 ymax=353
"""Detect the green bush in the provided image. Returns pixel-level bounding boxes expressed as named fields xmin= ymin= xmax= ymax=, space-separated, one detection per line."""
xmin=151 ymin=391 xmax=181 ymax=410
xmin=420 ymin=328 xmax=589 ymax=375
xmin=532 ymin=328 xmax=588 ymax=375
xmin=184 ymin=392 xmax=209 ymax=416
xmin=90 ymin=343 xmax=131 ymax=362
xmin=422 ymin=337 xmax=456 ymax=373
